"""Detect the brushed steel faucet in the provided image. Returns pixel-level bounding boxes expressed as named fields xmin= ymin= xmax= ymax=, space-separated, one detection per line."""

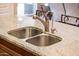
xmin=33 ymin=11 xmax=55 ymax=33
xmin=33 ymin=4 xmax=56 ymax=33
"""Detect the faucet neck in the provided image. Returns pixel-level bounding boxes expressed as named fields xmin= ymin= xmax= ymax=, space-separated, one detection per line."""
xmin=44 ymin=19 xmax=49 ymax=32
xmin=33 ymin=15 xmax=50 ymax=32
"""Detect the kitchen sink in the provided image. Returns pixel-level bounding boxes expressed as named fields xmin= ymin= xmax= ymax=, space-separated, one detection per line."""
xmin=8 ymin=26 xmax=43 ymax=39
xmin=8 ymin=26 xmax=62 ymax=46
xmin=26 ymin=33 xmax=62 ymax=46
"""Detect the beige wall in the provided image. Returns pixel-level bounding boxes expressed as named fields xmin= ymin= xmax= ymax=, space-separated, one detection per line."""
xmin=0 ymin=3 xmax=17 ymax=17
xmin=0 ymin=3 xmax=17 ymax=31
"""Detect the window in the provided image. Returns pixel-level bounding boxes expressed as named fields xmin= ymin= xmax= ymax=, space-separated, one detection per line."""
xmin=17 ymin=3 xmax=37 ymax=16
xmin=24 ymin=4 xmax=34 ymax=14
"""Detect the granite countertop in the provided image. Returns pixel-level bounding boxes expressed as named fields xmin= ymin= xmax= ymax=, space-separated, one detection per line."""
xmin=0 ymin=17 xmax=79 ymax=56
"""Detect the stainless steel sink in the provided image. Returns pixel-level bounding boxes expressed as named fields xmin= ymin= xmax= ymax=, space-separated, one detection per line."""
xmin=26 ymin=33 xmax=62 ymax=46
xmin=8 ymin=26 xmax=43 ymax=39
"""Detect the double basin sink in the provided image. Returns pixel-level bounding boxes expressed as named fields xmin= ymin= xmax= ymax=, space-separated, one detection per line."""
xmin=8 ymin=26 xmax=62 ymax=46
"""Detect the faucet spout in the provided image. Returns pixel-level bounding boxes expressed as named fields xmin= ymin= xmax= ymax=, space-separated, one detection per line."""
xmin=33 ymin=15 xmax=49 ymax=32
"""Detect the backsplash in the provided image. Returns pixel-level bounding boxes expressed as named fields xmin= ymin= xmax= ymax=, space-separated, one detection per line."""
xmin=50 ymin=3 xmax=79 ymax=21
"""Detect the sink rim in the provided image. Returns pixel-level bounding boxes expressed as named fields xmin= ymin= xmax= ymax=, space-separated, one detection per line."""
xmin=7 ymin=26 xmax=43 ymax=39
xmin=26 ymin=33 xmax=62 ymax=40
xmin=26 ymin=33 xmax=62 ymax=47
xmin=8 ymin=26 xmax=43 ymax=33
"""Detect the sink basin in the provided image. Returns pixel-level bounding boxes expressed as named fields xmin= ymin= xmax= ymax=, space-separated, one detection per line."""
xmin=8 ymin=26 xmax=43 ymax=39
xmin=26 ymin=33 xmax=62 ymax=46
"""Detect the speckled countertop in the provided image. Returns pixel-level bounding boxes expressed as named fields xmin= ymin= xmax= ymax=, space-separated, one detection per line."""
xmin=0 ymin=17 xmax=79 ymax=56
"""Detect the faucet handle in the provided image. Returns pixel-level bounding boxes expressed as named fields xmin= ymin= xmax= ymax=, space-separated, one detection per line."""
xmin=46 ymin=11 xmax=53 ymax=20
